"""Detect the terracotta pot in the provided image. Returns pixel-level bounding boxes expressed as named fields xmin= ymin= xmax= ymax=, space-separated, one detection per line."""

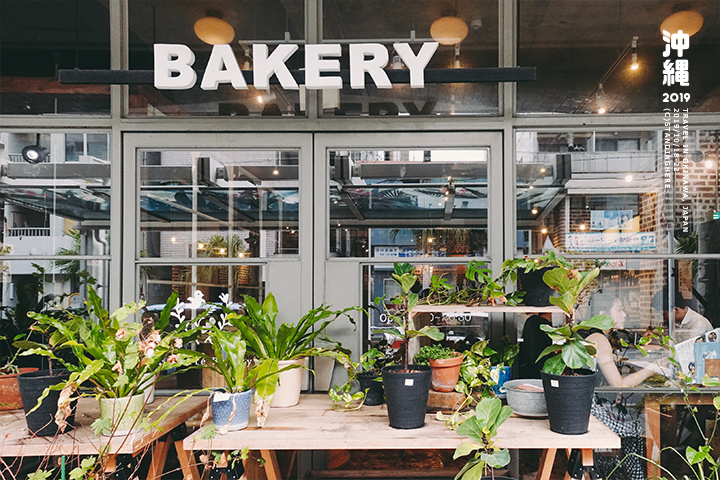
xmin=428 ymin=353 xmax=463 ymax=392
xmin=0 ymin=367 xmax=38 ymax=411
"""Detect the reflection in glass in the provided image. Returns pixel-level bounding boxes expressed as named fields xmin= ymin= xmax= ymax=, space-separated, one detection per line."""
xmin=330 ymin=149 xmax=488 ymax=258
xmin=0 ymin=0 xmax=110 ymax=115
xmin=516 ymin=130 xmax=720 ymax=255
xmin=140 ymin=149 xmax=299 ymax=258
xmin=518 ymin=0 xmax=720 ymax=114
xmin=128 ymin=0 xmax=305 ymax=117
xmin=140 ymin=264 xmax=265 ymax=311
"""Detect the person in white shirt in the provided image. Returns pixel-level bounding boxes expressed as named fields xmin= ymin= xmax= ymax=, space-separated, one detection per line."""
xmin=674 ymin=298 xmax=713 ymax=343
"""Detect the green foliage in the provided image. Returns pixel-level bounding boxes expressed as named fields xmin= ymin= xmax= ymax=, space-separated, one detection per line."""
xmin=414 ymin=344 xmax=457 ymax=365
xmin=69 ymin=457 xmax=97 ymax=480
xmin=452 ymin=397 xmax=513 ymax=480
xmin=374 ymin=263 xmax=444 ymax=369
xmin=358 ymin=348 xmax=392 ymax=375
xmin=27 ymin=470 xmax=53 ymax=480
xmin=538 ymin=267 xmax=613 ymax=375
xmin=14 ymin=287 xmax=202 ymax=418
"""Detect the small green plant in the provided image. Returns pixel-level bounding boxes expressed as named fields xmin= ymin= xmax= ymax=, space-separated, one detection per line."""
xmin=453 ymin=397 xmax=513 ymax=480
xmin=414 ymin=344 xmax=457 ymax=365
xmin=536 ymin=267 xmax=613 ymax=375
xmin=358 ymin=347 xmax=392 ymax=375
xmin=374 ymin=263 xmax=444 ymax=370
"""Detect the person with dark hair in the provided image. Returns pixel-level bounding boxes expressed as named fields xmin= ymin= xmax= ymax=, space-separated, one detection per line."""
xmin=674 ymin=297 xmax=712 ymax=343
xmin=517 ymin=313 xmax=552 ymax=379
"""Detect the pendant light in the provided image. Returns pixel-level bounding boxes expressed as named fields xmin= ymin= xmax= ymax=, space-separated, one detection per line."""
xmin=430 ymin=9 xmax=468 ymax=46
xmin=660 ymin=5 xmax=704 ymax=36
xmin=194 ymin=10 xmax=235 ymax=45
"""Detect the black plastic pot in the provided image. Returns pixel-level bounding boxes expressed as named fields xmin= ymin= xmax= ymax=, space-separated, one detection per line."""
xmin=518 ymin=268 xmax=555 ymax=306
xmin=541 ymin=370 xmax=596 ymax=435
xmin=382 ymin=364 xmax=431 ymax=429
xmin=357 ymin=372 xmax=384 ymax=406
xmin=18 ymin=369 xmax=75 ymax=436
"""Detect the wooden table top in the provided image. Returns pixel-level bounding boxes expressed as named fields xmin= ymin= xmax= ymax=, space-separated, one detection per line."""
xmin=410 ymin=305 xmax=562 ymax=314
xmin=184 ymin=394 xmax=620 ymax=452
xmin=0 ymin=394 xmax=208 ymax=457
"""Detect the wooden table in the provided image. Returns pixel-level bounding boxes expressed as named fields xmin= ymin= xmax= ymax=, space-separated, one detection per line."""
xmin=0 ymin=394 xmax=208 ymax=480
xmin=184 ymin=394 xmax=620 ymax=480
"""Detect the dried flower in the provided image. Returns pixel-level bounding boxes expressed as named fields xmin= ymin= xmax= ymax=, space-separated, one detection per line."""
xmin=148 ymin=330 xmax=161 ymax=345
xmin=115 ymin=329 xmax=128 ymax=340
xmin=255 ymin=398 xmax=270 ymax=428
xmin=55 ymin=381 xmax=78 ymax=433
xmin=111 ymin=360 xmax=123 ymax=374
xmin=168 ymin=353 xmax=179 ymax=364
xmin=145 ymin=348 xmax=155 ymax=359
xmin=174 ymin=338 xmax=183 ymax=348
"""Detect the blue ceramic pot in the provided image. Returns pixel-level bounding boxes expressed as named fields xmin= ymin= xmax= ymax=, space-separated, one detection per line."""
xmin=211 ymin=390 xmax=253 ymax=432
xmin=490 ymin=365 xmax=511 ymax=398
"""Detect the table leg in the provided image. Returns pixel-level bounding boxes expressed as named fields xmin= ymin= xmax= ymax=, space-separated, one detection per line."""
xmin=645 ymin=396 xmax=661 ymax=478
xmin=148 ymin=435 xmax=173 ymax=480
xmin=537 ymin=448 xmax=557 ymax=480
xmin=176 ymin=440 xmax=201 ymax=480
xmin=260 ymin=450 xmax=282 ymax=480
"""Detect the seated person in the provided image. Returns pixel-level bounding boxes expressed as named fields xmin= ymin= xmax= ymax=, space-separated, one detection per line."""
xmin=585 ymin=297 xmax=669 ymax=480
xmin=674 ymin=297 xmax=713 ymax=343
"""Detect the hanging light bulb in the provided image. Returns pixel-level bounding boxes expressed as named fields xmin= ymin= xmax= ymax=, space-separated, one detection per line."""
xmin=629 ymin=36 xmax=639 ymax=71
xmin=430 ymin=10 xmax=468 ymax=45
xmin=194 ymin=10 xmax=235 ymax=45
xmin=660 ymin=8 xmax=704 ymax=36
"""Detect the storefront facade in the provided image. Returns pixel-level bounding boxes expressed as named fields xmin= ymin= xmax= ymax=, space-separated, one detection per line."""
xmin=1 ymin=0 xmax=720 ymax=364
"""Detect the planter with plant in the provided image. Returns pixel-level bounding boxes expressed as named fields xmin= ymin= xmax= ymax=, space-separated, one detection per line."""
xmin=487 ymin=336 xmax=520 ymax=398
xmin=0 ymin=337 xmax=36 ymax=411
xmin=536 ymin=267 xmax=613 ymax=434
xmin=356 ymin=347 xmax=392 ymax=406
xmin=375 ymin=263 xmax=444 ymax=429
xmin=499 ymin=251 xmax=572 ymax=306
xmin=327 ymin=352 xmax=366 ymax=412
xmin=453 ymin=396 xmax=513 ymax=480
xmin=232 ymin=292 xmax=359 ymax=418
xmin=415 ymin=344 xmax=463 ymax=393
xmin=17 ymin=287 xmax=200 ymax=436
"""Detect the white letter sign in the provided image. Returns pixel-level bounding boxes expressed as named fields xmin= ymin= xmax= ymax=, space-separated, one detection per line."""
xmin=349 ymin=43 xmax=391 ymax=89
xmin=305 ymin=44 xmax=342 ymax=89
xmin=253 ymin=44 xmax=299 ymax=90
xmin=394 ymin=42 xmax=438 ymax=88
xmin=201 ymin=44 xmax=248 ymax=90
xmin=154 ymin=44 xmax=196 ymax=89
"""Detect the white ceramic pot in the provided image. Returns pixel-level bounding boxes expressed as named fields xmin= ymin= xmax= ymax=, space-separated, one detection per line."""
xmin=272 ymin=358 xmax=308 ymax=408
xmin=98 ymin=393 xmax=145 ymax=436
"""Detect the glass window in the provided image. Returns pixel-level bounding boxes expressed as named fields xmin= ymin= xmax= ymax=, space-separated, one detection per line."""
xmin=517 ymin=0 xmax=720 ymax=114
xmin=322 ymin=0 xmax=499 ymax=116
xmin=329 ymin=148 xmax=489 ymax=258
xmin=0 ymin=0 xmax=110 ymax=115
xmin=516 ymin=129 xmax=720 ymax=256
xmin=128 ymin=0 xmax=305 ymax=117
xmin=139 ymin=149 xmax=299 ymax=258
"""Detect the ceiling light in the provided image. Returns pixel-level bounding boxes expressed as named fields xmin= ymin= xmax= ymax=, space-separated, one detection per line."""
xmin=197 ymin=242 xmax=205 ymax=250
xmin=597 ymin=106 xmax=607 ymax=114
xmin=21 ymin=144 xmax=49 ymax=164
xmin=430 ymin=11 xmax=468 ymax=45
xmin=630 ymin=53 xmax=639 ymax=71
xmin=660 ymin=8 xmax=704 ymax=36
xmin=273 ymin=168 xmax=279 ymax=175
xmin=579 ymin=224 xmax=586 ymax=231
xmin=531 ymin=208 xmax=538 ymax=215
xmin=705 ymin=160 xmax=715 ymax=168
xmin=194 ymin=10 xmax=235 ymax=45
xmin=540 ymin=227 xmax=548 ymax=234
xmin=625 ymin=174 xmax=633 ymax=182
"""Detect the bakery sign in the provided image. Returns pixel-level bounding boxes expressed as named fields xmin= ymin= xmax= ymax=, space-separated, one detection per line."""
xmin=154 ymin=42 xmax=439 ymax=90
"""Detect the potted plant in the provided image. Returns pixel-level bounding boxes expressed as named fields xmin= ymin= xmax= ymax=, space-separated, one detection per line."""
xmin=375 ymin=262 xmax=444 ymax=429
xmin=356 ymin=347 xmax=392 ymax=406
xmin=231 ymin=292 xmax=359 ymax=418
xmin=199 ymin=321 xmax=282 ymax=433
xmin=0 ymin=335 xmax=36 ymax=411
xmin=414 ymin=344 xmax=463 ymax=393
xmin=536 ymin=267 xmax=613 ymax=434
xmin=453 ymin=396 xmax=513 ymax=480
xmin=18 ymin=287 xmax=199 ymax=436
xmin=328 ymin=351 xmax=366 ymax=412
xmin=487 ymin=336 xmax=520 ymax=397
xmin=499 ymin=251 xmax=572 ymax=306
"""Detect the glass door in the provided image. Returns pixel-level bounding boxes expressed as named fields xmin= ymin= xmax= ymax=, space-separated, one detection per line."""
xmin=313 ymin=132 xmax=504 ymax=361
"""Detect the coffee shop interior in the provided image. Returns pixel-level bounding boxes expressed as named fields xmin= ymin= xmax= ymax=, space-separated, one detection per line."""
xmin=1 ymin=0 xmax=720 ymax=479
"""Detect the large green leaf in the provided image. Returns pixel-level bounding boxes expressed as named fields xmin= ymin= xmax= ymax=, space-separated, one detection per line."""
xmin=561 ymin=342 xmax=592 ymax=370
xmin=548 ymin=292 xmax=575 ymax=317
xmin=453 ymin=442 xmax=480 ymax=460
xmin=575 ymin=314 xmax=613 ymax=332
xmin=474 ymin=397 xmax=501 ymax=429
xmin=480 ymin=449 xmax=510 ymax=469
xmin=456 ymin=416 xmax=483 ymax=444
xmin=541 ymin=355 xmax=566 ymax=375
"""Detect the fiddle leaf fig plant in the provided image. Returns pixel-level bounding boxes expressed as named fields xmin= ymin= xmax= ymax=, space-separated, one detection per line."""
xmin=536 ymin=267 xmax=613 ymax=375
xmin=374 ymin=263 xmax=444 ymax=370
xmin=453 ymin=397 xmax=512 ymax=480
